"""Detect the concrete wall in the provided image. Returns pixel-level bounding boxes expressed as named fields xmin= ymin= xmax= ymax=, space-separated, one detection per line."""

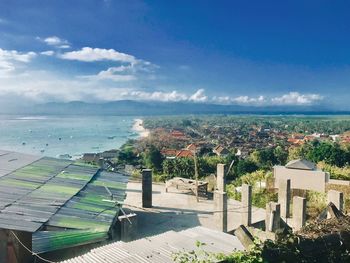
xmin=328 ymin=179 xmax=350 ymax=186
xmin=0 ymin=229 xmax=6 ymax=263
xmin=0 ymin=229 xmax=33 ymax=263
xmin=274 ymin=166 xmax=329 ymax=192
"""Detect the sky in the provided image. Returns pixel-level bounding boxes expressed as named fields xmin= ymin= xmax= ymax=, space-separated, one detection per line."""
xmin=0 ymin=0 xmax=350 ymax=109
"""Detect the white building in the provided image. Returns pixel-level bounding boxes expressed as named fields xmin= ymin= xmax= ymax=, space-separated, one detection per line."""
xmin=274 ymin=159 xmax=330 ymax=192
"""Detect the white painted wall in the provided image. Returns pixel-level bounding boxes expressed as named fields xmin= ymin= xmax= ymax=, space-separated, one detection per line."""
xmin=274 ymin=166 xmax=329 ymax=192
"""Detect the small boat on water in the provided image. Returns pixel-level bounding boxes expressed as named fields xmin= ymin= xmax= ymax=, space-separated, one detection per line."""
xmin=107 ymin=136 xmax=116 ymax=139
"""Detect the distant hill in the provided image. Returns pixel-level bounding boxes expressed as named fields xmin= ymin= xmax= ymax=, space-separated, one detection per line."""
xmin=2 ymin=100 xmax=349 ymax=116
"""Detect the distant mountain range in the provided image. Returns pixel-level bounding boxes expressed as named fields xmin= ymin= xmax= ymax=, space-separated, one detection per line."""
xmin=2 ymin=100 xmax=349 ymax=116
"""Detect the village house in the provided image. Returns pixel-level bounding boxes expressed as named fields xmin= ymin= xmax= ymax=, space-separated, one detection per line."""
xmin=176 ymin=149 xmax=194 ymax=158
xmin=170 ymin=130 xmax=186 ymax=138
xmin=81 ymin=152 xmax=100 ymax=163
xmin=274 ymin=159 xmax=330 ymax=192
xmin=213 ymin=145 xmax=230 ymax=157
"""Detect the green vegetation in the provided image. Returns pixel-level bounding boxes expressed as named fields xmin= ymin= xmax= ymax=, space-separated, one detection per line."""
xmin=173 ymin=231 xmax=350 ymax=263
xmin=289 ymin=141 xmax=350 ymax=167
xmin=144 ymin=115 xmax=350 ymax=135
xmin=227 ymin=170 xmax=277 ymax=209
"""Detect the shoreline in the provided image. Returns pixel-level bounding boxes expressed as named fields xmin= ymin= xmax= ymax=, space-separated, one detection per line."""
xmin=132 ymin=119 xmax=150 ymax=138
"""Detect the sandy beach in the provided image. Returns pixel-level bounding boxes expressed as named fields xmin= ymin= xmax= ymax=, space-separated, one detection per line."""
xmin=132 ymin=119 xmax=150 ymax=138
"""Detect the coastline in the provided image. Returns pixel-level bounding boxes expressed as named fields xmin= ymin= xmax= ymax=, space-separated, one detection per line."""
xmin=132 ymin=119 xmax=150 ymax=138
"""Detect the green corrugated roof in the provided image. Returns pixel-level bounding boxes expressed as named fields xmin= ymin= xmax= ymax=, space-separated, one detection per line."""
xmin=32 ymin=170 xmax=128 ymax=254
xmin=0 ymin=152 xmax=128 ymax=254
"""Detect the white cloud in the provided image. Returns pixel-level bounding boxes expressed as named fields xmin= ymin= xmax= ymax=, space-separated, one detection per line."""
xmin=213 ymin=92 xmax=323 ymax=106
xmin=82 ymin=66 xmax=136 ymax=82
xmin=60 ymin=47 xmax=136 ymax=63
xmin=189 ymin=89 xmax=208 ymax=102
xmin=127 ymin=90 xmax=189 ymax=102
xmin=98 ymin=89 xmax=206 ymax=102
xmin=37 ymin=36 xmax=71 ymax=48
xmin=40 ymin=50 xmax=55 ymax=56
xmin=58 ymin=44 xmax=70 ymax=49
xmin=233 ymin=95 xmax=265 ymax=104
xmin=213 ymin=95 xmax=266 ymax=105
xmin=96 ymin=66 xmax=136 ymax=81
xmin=0 ymin=48 xmax=36 ymax=75
xmin=0 ymin=49 xmax=36 ymax=63
xmin=271 ymin=92 xmax=323 ymax=105
xmin=80 ymin=59 xmax=157 ymax=82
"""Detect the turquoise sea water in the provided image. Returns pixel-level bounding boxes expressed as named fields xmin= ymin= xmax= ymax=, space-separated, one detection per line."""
xmin=0 ymin=115 xmax=138 ymax=158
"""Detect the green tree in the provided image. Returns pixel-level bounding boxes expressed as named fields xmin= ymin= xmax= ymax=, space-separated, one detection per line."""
xmin=144 ymin=146 xmax=164 ymax=171
xmin=235 ymin=159 xmax=258 ymax=177
xmin=274 ymin=146 xmax=288 ymax=165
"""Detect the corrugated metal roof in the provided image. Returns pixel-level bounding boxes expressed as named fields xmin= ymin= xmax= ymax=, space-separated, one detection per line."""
xmin=60 ymin=226 xmax=244 ymax=263
xmin=0 ymin=151 xmax=128 ymax=254
xmin=0 ymin=151 xmax=41 ymax=177
xmin=0 ymin=157 xmax=73 ymax=232
xmin=32 ymin=171 xmax=128 ymax=254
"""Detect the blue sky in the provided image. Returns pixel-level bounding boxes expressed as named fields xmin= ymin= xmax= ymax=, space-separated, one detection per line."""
xmin=0 ymin=0 xmax=349 ymax=109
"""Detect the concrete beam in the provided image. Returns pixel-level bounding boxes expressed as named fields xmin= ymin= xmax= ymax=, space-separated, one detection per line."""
xmin=234 ymin=225 xmax=254 ymax=249
xmin=278 ymin=179 xmax=291 ymax=219
xmin=327 ymin=190 xmax=344 ymax=219
xmin=214 ymin=191 xmax=228 ymax=232
xmin=216 ymin=164 xmax=226 ymax=192
xmin=142 ymin=169 xmax=152 ymax=208
xmin=293 ymin=196 xmax=306 ymax=231
xmin=241 ymin=184 xmax=252 ymax=226
xmin=118 ymin=213 xmax=138 ymax=242
xmin=265 ymin=202 xmax=281 ymax=232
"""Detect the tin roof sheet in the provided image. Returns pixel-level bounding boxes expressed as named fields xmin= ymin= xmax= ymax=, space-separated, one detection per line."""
xmin=0 ymin=151 xmax=128 ymax=254
xmin=60 ymin=227 xmax=244 ymax=263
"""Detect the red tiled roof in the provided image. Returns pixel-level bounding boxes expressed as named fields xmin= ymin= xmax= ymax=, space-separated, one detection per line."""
xmin=171 ymin=130 xmax=185 ymax=137
xmin=176 ymin=150 xmax=194 ymax=158
xmin=161 ymin=149 xmax=179 ymax=157
xmin=186 ymin=143 xmax=197 ymax=151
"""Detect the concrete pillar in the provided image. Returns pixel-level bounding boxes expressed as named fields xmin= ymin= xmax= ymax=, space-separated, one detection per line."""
xmin=142 ymin=169 xmax=152 ymax=208
xmin=241 ymin=184 xmax=252 ymax=226
xmin=265 ymin=202 xmax=281 ymax=232
xmin=98 ymin=157 xmax=105 ymax=169
xmin=118 ymin=213 xmax=138 ymax=242
xmin=327 ymin=190 xmax=344 ymax=217
xmin=216 ymin=164 xmax=226 ymax=192
xmin=293 ymin=196 xmax=306 ymax=231
xmin=0 ymin=230 xmax=6 ymax=263
xmin=234 ymin=225 xmax=254 ymax=249
xmin=8 ymin=230 xmax=33 ymax=263
xmin=214 ymin=191 xmax=228 ymax=232
xmin=278 ymin=179 xmax=291 ymax=219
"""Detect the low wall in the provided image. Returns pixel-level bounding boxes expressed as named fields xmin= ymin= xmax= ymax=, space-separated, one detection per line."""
xmin=274 ymin=166 xmax=329 ymax=192
xmin=328 ymin=179 xmax=350 ymax=186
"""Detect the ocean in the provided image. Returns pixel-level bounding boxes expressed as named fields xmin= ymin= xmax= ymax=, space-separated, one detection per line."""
xmin=0 ymin=115 xmax=139 ymax=159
